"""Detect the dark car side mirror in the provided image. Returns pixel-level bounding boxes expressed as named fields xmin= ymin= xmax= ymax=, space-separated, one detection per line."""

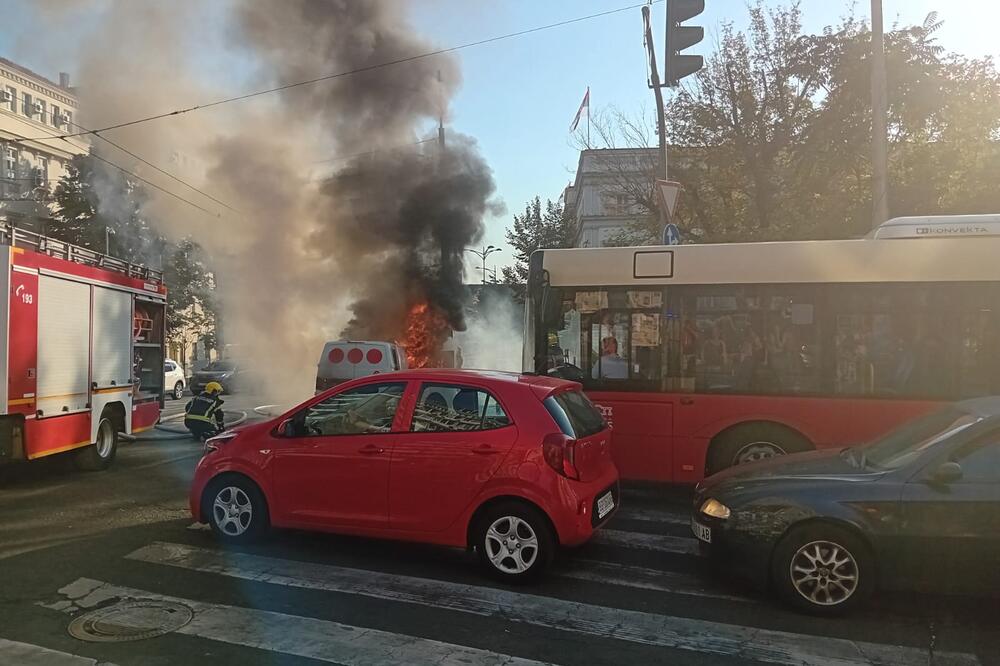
xmin=927 ymin=461 xmax=963 ymax=485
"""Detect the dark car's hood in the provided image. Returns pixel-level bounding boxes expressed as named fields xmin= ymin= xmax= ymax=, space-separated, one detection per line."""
xmin=703 ymin=448 xmax=882 ymax=490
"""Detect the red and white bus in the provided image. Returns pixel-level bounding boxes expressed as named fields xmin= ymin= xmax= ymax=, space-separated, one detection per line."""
xmin=523 ymin=216 xmax=1000 ymax=483
xmin=0 ymin=224 xmax=167 ymax=470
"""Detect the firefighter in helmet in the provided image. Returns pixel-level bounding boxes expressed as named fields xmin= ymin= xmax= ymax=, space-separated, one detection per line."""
xmin=184 ymin=381 xmax=225 ymax=441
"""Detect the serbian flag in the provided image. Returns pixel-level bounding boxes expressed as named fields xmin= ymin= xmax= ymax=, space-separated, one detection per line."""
xmin=570 ymin=87 xmax=590 ymax=131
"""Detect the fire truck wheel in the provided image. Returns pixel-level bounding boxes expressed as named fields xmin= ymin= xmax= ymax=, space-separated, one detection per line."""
xmin=76 ymin=416 xmax=118 ymax=471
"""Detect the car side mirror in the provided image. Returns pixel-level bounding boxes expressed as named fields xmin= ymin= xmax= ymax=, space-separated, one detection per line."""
xmin=928 ymin=461 xmax=963 ymax=485
xmin=277 ymin=418 xmax=296 ymax=438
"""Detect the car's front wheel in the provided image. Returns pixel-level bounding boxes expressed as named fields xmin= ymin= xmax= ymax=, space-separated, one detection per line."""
xmin=204 ymin=476 xmax=269 ymax=543
xmin=475 ymin=501 xmax=554 ymax=583
xmin=771 ymin=523 xmax=874 ymax=615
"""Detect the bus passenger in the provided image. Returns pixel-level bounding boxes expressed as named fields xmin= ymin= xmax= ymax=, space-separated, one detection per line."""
xmin=593 ymin=336 xmax=628 ymax=379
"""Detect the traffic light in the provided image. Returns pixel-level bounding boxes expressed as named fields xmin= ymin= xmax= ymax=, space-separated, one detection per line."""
xmin=665 ymin=0 xmax=705 ymax=86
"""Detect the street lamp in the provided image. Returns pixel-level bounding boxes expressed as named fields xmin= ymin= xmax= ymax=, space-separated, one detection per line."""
xmin=465 ymin=245 xmax=502 ymax=285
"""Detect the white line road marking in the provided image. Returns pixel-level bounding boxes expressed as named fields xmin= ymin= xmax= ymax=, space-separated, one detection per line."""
xmin=614 ymin=506 xmax=690 ymax=526
xmin=46 ymin=578 xmax=549 ymax=666
xmin=186 ymin=522 xmax=210 ymax=531
xmin=592 ymin=528 xmax=700 ymax=555
xmin=0 ymin=638 xmax=116 ymax=666
xmin=126 ymin=542 xmax=979 ymax=666
xmin=557 ymin=558 xmax=751 ymax=603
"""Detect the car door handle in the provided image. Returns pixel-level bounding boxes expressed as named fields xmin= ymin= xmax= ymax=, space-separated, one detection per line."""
xmin=471 ymin=445 xmax=499 ymax=455
xmin=358 ymin=444 xmax=385 ymax=455
xmin=680 ymin=397 xmax=695 ymax=406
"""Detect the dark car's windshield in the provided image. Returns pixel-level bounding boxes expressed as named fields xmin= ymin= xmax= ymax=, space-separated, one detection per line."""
xmin=204 ymin=361 xmax=236 ymax=372
xmin=860 ymin=407 xmax=982 ymax=471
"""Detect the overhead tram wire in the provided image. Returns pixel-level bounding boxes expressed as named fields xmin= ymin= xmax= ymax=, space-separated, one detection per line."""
xmin=12 ymin=105 xmax=240 ymax=215
xmin=4 ymin=124 xmax=221 ymax=218
xmin=16 ymin=1 xmax=664 ymax=142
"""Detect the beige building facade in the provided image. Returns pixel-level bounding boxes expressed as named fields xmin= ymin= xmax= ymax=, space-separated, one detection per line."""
xmin=0 ymin=58 xmax=89 ymax=223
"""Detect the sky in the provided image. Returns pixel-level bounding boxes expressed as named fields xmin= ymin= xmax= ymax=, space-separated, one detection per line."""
xmin=1 ymin=0 xmax=997 ymax=278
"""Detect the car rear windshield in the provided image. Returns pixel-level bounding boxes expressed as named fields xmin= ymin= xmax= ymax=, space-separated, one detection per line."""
xmin=544 ymin=390 xmax=606 ymax=438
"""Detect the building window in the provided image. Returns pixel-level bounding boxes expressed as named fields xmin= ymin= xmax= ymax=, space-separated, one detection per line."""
xmin=63 ymin=110 xmax=72 ymax=128
xmin=4 ymin=86 xmax=15 ymax=113
xmin=22 ymin=92 xmax=32 ymax=118
xmin=36 ymin=99 xmax=46 ymax=124
xmin=52 ymin=104 xmax=61 ymax=128
xmin=36 ymin=157 xmax=48 ymax=186
xmin=4 ymin=147 xmax=17 ymax=179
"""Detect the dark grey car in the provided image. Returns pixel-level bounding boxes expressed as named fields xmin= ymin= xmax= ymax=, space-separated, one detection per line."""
xmin=692 ymin=397 xmax=1000 ymax=615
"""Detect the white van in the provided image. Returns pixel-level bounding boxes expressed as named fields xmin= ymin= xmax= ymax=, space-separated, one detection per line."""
xmin=316 ymin=340 xmax=408 ymax=392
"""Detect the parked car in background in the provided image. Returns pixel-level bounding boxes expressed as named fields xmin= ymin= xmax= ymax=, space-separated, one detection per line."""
xmin=191 ymin=369 xmax=619 ymax=582
xmin=164 ymin=359 xmax=187 ymax=400
xmin=316 ymin=340 xmax=407 ymax=392
xmin=189 ymin=360 xmax=247 ymax=395
xmin=692 ymin=398 xmax=1000 ymax=615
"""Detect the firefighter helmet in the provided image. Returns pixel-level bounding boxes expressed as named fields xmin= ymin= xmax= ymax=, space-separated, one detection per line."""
xmin=204 ymin=381 xmax=224 ymax=395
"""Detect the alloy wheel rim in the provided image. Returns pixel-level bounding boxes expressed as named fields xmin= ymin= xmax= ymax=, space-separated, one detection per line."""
xmin=95 ymin=420 xmax=114 ymax=458
xmin=790 ymin=539 xmax=860 ymax=606
xmin=733 ymin=440 xmax=786 ymax=466
xmin=485 ymin=516 xmax=538 ymax=574
xmin=212 ymin=486 xmax=253 ymax=536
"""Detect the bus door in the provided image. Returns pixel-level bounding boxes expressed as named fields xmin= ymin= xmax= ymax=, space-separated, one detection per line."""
xmin=574 ymin=290 xmax=676 ymax=482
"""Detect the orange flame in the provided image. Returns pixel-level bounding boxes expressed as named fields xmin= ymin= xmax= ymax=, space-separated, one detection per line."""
xmin=400 ymin=301 xmax=451 ymax=368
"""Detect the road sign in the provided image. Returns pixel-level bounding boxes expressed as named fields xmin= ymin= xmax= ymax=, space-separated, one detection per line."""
xmin=662 ymin=223 xmax=681 ymax=246
xmin=655 ymin=180 xmax=682 ymax=222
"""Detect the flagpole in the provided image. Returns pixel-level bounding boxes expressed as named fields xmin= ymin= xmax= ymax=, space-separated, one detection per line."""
xmin=586 ymin=87 xmax=591 ymax=148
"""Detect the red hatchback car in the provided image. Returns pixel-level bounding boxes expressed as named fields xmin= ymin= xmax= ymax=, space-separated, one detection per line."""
xmin=190 ymin=369 xmax=619 ymax=581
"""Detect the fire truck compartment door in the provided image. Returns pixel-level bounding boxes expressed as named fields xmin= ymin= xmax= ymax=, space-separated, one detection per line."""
xmin=37 ymin=276 xmax=91 ymax=416
xmin=92 ymin=286 xmax=133 ymax=388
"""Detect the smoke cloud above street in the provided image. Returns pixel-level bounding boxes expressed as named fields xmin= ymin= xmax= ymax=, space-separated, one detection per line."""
xmin=24 ymin=0 xmax=497 ymax=400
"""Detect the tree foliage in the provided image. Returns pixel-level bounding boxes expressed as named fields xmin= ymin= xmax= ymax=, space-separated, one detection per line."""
xmin=501 ymin=196 xmax=575 ymax=291
xmin=586 ymin=2 xmax=1000 ymax=243
xmin=49 ymin=154 xmax=216 ymax=342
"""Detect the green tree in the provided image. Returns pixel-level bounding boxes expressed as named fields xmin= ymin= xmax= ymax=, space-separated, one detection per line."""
xmin=501 ymin=196 xmax=575 ymax=291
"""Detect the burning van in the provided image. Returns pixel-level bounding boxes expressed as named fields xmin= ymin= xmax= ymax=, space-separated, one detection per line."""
xmin=316 ymin=340 xmax=408 ymax=392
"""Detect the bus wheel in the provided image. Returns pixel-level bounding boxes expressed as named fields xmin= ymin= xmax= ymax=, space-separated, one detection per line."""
xmin=707 ymin=423 xmax=811 ymax=475
xmin=76 ymin=413 xmax=118 ymax=471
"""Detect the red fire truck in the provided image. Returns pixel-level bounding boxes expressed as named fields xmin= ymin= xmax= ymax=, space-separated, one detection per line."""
xmin=0 ymin=224 xmax=167 ymax=470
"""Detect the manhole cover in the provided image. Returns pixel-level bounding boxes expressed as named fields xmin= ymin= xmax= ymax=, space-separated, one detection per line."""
xmin=68 ymin=600 xmax=194 ymax=642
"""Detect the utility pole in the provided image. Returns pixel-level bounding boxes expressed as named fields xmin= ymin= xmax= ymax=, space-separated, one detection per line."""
xmin=871 ymin=0 xmax=889 ymax=228
xmin=642 ymin=5 xmax=668 ymax=181
xmin=437 ymin=69 xmax=446 ymax=153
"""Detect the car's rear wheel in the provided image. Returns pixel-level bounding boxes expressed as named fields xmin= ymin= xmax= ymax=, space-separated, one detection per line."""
xmin=204 ymin=476 xmax=269 ymax=543
xmin=475 ymin=501 xmax=554 ymax=583
xmin=771 ymin=523 xmax=874 ymax=616
xmin=173 ymin=382 xmax=184 ymax=400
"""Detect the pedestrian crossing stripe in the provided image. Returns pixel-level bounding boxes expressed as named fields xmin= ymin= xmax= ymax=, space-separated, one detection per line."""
xmin=121 ymin=541 xmax=980 ymax=666
xmin=46 ymin=578 xmax=549 ymax=666
xmin=0 ymin=638 xmax=115 ymax=666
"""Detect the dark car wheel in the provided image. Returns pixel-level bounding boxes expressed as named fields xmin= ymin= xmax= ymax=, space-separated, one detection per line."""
xmin=204 ymin=476 xmax=269 ymax=543
xmin=475 ymin=501 xmax=554 ymax=584
xmin=172 ymin=382 xmax=185 ymax=400
xmin=771 ymin=523 xmax=875 ymax=616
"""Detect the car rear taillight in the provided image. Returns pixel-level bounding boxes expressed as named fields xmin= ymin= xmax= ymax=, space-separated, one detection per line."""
xmin=542 ymin=433 xmax=579 ymax=480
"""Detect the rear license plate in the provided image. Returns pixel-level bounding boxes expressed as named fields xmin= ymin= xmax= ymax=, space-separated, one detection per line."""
xmin=596 ymin=491 xmax=615 ymax=519
xmin=691 ymin=518 xmax=712 ymax=544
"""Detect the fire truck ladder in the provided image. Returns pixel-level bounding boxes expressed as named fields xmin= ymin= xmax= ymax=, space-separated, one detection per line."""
xmin=0 ymin=222 xmax=164 ymax=285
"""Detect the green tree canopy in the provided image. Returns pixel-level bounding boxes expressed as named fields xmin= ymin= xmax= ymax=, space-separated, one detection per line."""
xmin=501 ymin=196 xmax=575 ymax=292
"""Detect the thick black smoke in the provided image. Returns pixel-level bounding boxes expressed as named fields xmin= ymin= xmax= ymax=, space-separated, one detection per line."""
xmin=235 ymin=0 xmax=495 ymax=341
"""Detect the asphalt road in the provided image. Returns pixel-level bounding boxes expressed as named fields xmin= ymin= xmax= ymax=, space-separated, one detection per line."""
xmin=1 ymin=396 xmax=997 ymax=666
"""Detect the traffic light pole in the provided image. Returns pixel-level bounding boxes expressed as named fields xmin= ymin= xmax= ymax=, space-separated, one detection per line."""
xmin=642 ymin=4 xmax=669 ymax=181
